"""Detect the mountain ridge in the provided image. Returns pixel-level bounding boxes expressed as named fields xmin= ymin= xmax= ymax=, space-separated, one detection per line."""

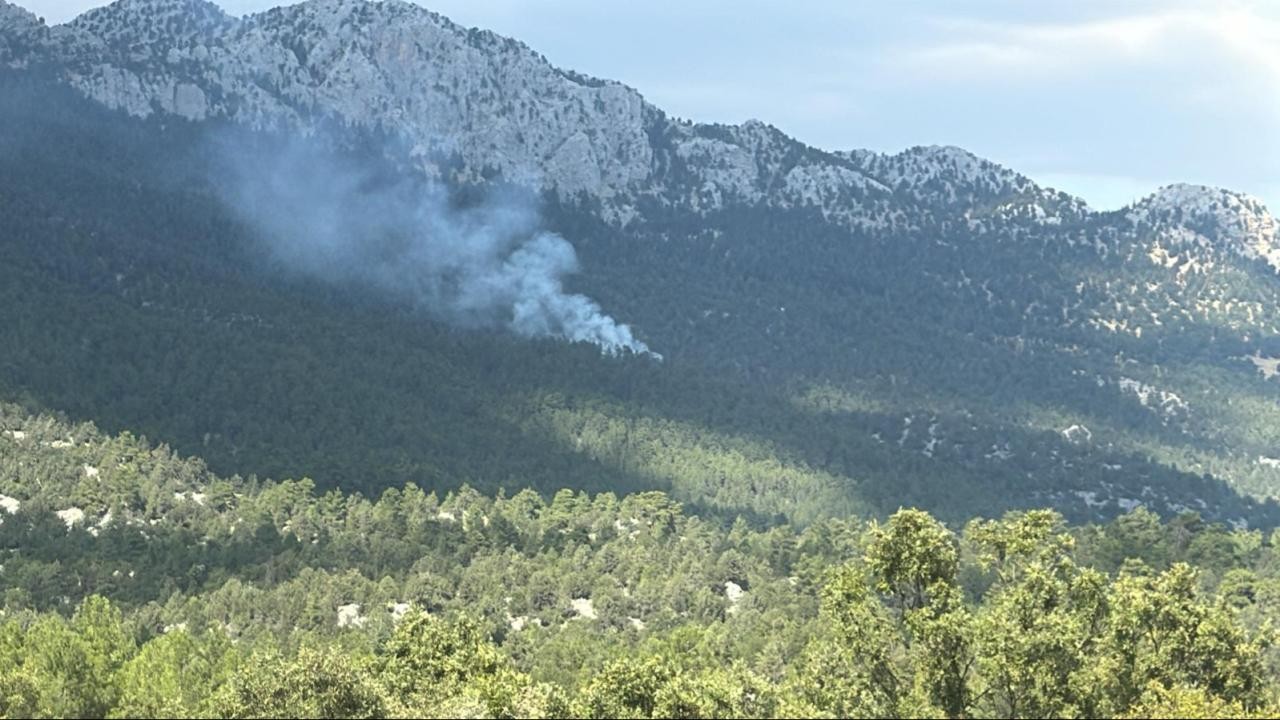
xmin=11 ymin=0 xmax=1272 ymax=241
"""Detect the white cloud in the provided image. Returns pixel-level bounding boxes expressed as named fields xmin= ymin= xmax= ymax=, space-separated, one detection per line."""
xmin=902 ymin=7 xmax=1280 ymax=94
xmin=908 ymin=15 xmax=1169 ymax=73
xmin=867 ymin=4 xmax=1279 ymax=202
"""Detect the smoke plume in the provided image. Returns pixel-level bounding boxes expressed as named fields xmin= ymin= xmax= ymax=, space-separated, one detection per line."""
xmin=214 ymin=135 xmax=656 ymax=358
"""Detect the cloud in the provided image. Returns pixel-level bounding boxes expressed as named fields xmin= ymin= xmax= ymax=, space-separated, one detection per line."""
xmin=863 ymin=4 xmax=1279 ymax=207
xmin=899 ymin=7 xmax=1280 ymax=101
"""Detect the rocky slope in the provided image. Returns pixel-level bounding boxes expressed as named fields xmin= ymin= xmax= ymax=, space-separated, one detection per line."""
xmin=6 ymin=0 xmax=1269 ymax=247
xmin=0 ymin=0 xmax=1103 ymax=230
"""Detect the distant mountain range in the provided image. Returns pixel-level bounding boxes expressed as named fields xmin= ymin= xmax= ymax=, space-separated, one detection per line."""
xmin=3 ymin=0 xmax=1280 ymax=529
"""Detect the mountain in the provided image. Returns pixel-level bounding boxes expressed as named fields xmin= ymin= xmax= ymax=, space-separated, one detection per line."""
xmin=5 ymin=3 xmax=1280 ymax=717
xmin=2 ymin=0 xmax=1280 ymax=532
xmin=4 ymin=0 xmax=1085 ymax=228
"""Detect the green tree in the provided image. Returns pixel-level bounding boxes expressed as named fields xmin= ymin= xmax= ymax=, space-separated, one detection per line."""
xmin=1089 ymin=563 xmax=1268 ymax=715
xmin=111 ymin=629 xmax=238 ymax=718
xmin=376 ymin=610 xmax=549 ymax=718
xmin=0 ymin=626 xmax=39 ymax=720
xmin=1121 ymin=682 xmax=1276 ymax=719
xmin=866 ymin=509 xmax=959 ymax=612
xmin=790 ymin=563 xmax=902 ymax=717
xmin=970 ymin=512 xmax=1105 ymax=718
xmin=575 ymin=655 xmax=675 ymax=719
xmin=214 ymin=646 xmax=385 ymax=719
xmin=11 ymin=596 xmax=135 ymax=719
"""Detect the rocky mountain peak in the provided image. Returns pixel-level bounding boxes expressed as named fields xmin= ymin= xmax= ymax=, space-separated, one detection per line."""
xmin=0 ymin=0 xmax=40 ymax=29
xmin=1130 ymin=184 xmax=1279 ymax=271
xmin=0 ymin=0 xmax=1266 ymax=244
xmin=853 ymin=145 xmax=1032 ymax=200
xmin=837 ymin=144 xmax=1090 ymax=229
xmin=0 ymin=0 xmax=47 ymax=64
xmin=0 ymin=0 xmax=1088 ymax=229
xmin=68 ymin=0 xmax=233 ymax=51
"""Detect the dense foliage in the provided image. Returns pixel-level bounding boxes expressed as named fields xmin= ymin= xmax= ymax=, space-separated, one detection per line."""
xmin=4 ymin=402 xmax=1280 ymax=717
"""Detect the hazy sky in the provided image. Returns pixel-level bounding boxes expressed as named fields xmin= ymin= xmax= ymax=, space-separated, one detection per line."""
xmin=23 ymin=0 xmax=1280 ymax=211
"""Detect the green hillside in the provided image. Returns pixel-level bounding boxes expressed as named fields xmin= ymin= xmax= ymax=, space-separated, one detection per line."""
xmin=1 ymin=70 xmax=1277 ymax=530
xmin=3 ymin=0 xmax=1280 ymax=715
xmin=2 ymin=398 xmax=1279 ymax=716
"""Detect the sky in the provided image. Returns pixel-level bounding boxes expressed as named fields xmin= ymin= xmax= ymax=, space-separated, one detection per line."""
xmin=22 ymin=0 xmax=1280 ymax=212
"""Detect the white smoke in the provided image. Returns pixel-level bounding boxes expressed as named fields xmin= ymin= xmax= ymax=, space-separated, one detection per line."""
xmin=215 ymin=136 xmax=656 ymax=358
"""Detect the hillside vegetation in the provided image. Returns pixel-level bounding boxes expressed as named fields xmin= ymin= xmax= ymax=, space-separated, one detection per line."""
xmin=3 ymin=400 xmax=1280 ymax=717
xmin=1 ymin=71 xmax=1277 ymax=532
xmin=4 ymin=1 xmax=1280 ymax=715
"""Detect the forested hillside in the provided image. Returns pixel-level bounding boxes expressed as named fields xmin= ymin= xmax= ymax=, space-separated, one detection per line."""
xmin=3 ymin=400 xmax=1280 ymax=717
xmin=3 ymin=0 xmax=1280 ymax=716
xmin=1 ymin=69 xmax=1278 ymax=531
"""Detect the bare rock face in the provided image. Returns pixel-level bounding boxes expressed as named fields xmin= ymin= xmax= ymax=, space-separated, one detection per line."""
xmin=56 ymin=506 xmax=85 ymax=528
xmin=336 ymin=602 xmax=366 ymax=627
xmin=49 ymin=0 xmax=658 ymax=205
